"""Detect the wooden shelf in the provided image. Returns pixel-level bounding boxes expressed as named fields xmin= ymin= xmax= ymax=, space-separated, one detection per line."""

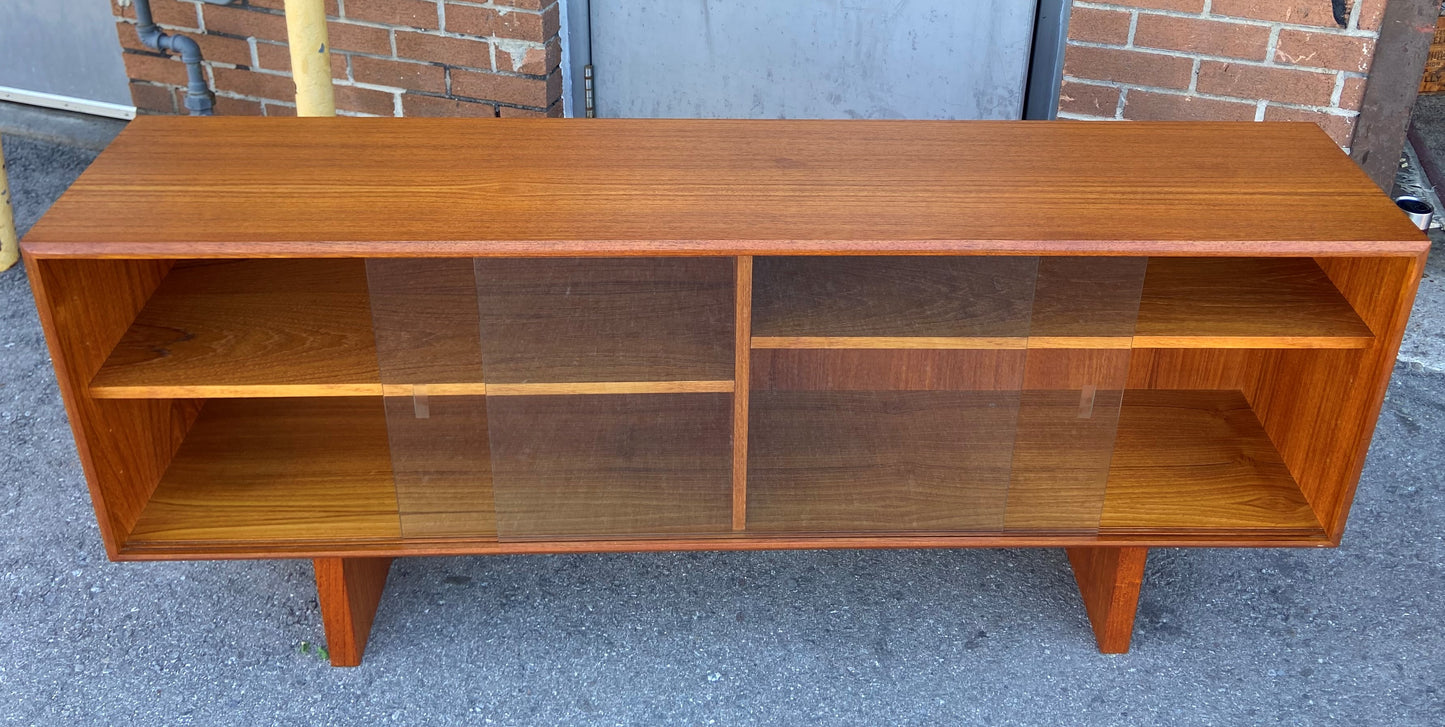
xmin=90 ymin=260 xmax=386 ymax=399
xmin=752 ymin=256 xmax=1371 ymax=350
xmin=92 ymin=256 xmax=1369 ymax=401
xmin=488 ymin=393 xmax=734 ymax=539
xmin=746 ymin=390 xmax=1017 ymax=532
xmin=126 ymin=397 xmax=403 ymax=546
xmin=123 ymin=389 xmax=1319 ymax=552
xmin=1133 ymin=258 xmax=1373 ymax=348
xmin=1100 ymin=390 xmax=1321 ymax=535
xmin=91 ymin=259 xmax=735 ymax=399
xmin=748 ymin=389 xmax=1321 ymax=537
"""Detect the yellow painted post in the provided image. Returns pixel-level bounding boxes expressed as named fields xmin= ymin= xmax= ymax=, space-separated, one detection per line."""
xmin=284 ymin=0 xmax=335 ymax=117
xmin=0 ymin=139 xmax=17 ymax=272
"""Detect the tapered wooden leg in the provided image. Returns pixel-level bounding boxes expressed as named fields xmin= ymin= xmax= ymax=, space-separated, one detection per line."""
xmin=314 ymin=557 xmax=392 ymax=667
xmin=1066 ymin=546 xmax=1147 ymax=653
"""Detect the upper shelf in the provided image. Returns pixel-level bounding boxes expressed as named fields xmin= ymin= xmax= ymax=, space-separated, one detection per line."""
xmin=22 ymin=118 xmax=1426 ymax=259
xmin=1133 ymin=257 xmax=1374 ymax=348
xmin=91 ymin=258 xmax=734 ymax=399
xmin=92 ymin=255 xmax=1371 ymax=400
xmin=752 ymin=256 xmax=1372 ymax=350
xmin=89 ymin=259 xmax=386 ymax=399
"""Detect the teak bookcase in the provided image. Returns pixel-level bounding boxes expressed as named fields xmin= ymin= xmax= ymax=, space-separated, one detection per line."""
xmin=22 ymin=118 xmax=1427 ymax=665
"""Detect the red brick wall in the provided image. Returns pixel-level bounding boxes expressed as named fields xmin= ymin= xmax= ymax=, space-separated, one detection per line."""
xmin=113 ymin=0 xmax=1389 ymax=137
xmin=1059 ymin=0 xmax=1387 ymax=149
xmin=113 ymin=0 xmax=562 ymax=117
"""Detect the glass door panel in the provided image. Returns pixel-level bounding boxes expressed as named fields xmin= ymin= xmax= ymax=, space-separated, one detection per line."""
xmin=1005 ymin=257 xmax=1147 ymax=531
xmin=367 ymin=259 xmax=494 ymax=539
xmin=746 ymin=256 xmax=1039 ymax=534
xmin=476 ymin=258 xmax=737 ymax=540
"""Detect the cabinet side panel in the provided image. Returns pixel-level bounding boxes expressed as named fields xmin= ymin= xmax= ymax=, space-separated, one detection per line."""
xmin=26 ymin=257 xmax=202 ymax=556
xmin=1253 ymin=255 xmax=1423 ymax=540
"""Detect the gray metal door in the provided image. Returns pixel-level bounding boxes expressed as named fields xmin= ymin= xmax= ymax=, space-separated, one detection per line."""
xmin=0 ymin=0 xmax=132 ymax=113
xmin=582 ymin=0 xmax=1044 ymax=120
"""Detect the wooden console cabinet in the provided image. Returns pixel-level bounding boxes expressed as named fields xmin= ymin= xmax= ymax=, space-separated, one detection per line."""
xmin=22 ymin=118 xmax=1427 ymax=665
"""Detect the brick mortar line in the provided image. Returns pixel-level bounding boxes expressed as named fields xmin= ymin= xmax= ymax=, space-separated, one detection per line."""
xmin=1067 ymin=38 xmax=1373 ymax=77
xmin=135 ymin=70 xmax=557 ymax=112
xmin=1071 ymin=1 xmax=1379 ymax=38
xmin=1057 ymin=111 xmax=1359 ymax=139
xmin=1061 ymin=74 xmax=1362 ymax=116
xmin=1264 ymin=24 xmax=1283 ymax=65
xmin=121 ymin=13 xmax=565 ymax=79
xmin=199 ymin=81 xmax=552 ymax=113
xmin=184 ymin=49 xmax=553 ymax=81
xmin=421 ymin=0 xmax=558 ymax=12
xmin=116 ymin=16 xmax=546 ymax=61
xmin=187 ymin=7 xmax=551 ymax=46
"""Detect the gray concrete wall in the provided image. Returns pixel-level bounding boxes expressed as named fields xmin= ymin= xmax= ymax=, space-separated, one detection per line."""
xmin=0 ymin=0 xmax=130 ymax=107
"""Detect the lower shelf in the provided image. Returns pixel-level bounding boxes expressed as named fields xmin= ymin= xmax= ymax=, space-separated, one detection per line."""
xmin=121 ymin=390 xmax=1325 ymax=556
xmin=127 ymin=398 xmax=402 ymax=545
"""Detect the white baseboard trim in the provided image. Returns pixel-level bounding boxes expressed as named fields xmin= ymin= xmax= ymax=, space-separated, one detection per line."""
xmin=0 ymin=87 xmax=136 ymax=120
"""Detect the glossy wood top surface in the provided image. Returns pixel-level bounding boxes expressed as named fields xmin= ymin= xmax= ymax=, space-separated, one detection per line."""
xmin=23 ymin=118 xmax=1426 ymax=258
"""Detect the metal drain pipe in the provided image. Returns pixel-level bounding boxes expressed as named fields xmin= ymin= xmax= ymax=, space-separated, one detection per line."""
xmin=133 ymin=0 xmax=215 ymax=115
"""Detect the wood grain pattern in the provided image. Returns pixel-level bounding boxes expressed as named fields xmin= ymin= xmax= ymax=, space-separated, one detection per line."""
xmin=315 ymin=557 xmax=392 ymax=667
xmin=1066 ymin=546 xmax=1147 ymax=653
xmin=85 ymin=255 xmax=1379 ymax=403
xmin=1023 ymin=349 xmax=1133 ymax=390
xmin=378 ymin=381 xmax=737 ymax=396
xmin=22 ymin=119 xmax=1426 ymax=258
xmin=92 ymin=258 xmax=737 ymax=398
xmin=487 ymin=394 xmax=734 ymax=538
xmin=752 ymin=256 xmax=1037 ymax=340
xmin=91 ymin=259 xmax=381 ymax=399
xmin=127 ymin=398 xmax=402 ymax=545
xmin=733 ymin=257 xmax=752 ymax=531
xmin=754 ymin=255 xmax=1371 ymax=350
xmin=485 ymin=381 xmax=733 ymax=395
xmin=1005 ymin=389 xmax=1128 ymax=531
xmin=747 ymin=388 xmax=1317 ymax=537
xmin=1030 ymin=257 xmax=1147 ymax=340
xmin=753 ymin=348 xmax=1139 ymax=393
xmin=382 ymin=395 xmax=494 ymax=539
xmin=366 ymin=258 xmax=486 ymax=385
xmin=752 ymin=337 xmax=1028 ymax=349
xmin=747 ymin=391 xmax=1019 ymax=533
xmin=1134 ymin=257 xmax=1373 ymax=348
xmin=474 ymin=258 xmax=735 ymax=384
xmin=1100 ymin=390 xmax=1320 ymax=535
xmin=26 ymin=257 xmax=203 ymax=557
xmin=1125 ymin=348 xmax=1271 ymax=392
xmin=119 ymin=528 xmax=1331 ymax=560
xmin=1251 ymin=255 xmax=1424 ymax=541
xmin=114 ymin=388 xmax=1324 ymax=551
xmin=751 ymin=349 xmax=1026 ymax=391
